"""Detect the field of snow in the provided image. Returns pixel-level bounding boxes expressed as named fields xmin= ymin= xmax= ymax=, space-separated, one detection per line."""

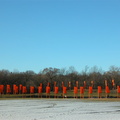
xmin=0 ymin=99 xmax=120 ymax=120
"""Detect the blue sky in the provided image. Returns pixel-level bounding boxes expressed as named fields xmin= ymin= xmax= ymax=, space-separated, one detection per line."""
xmin=0 ymin=0 xmax=120 ymax=73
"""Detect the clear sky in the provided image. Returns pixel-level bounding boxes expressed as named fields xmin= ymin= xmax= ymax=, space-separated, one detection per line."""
xmin=0 ymin=0 xmax=120 ymax=73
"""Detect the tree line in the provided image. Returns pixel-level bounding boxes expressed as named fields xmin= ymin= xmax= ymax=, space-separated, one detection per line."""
xmin=0 ymin=66 xmax=120 ymax=93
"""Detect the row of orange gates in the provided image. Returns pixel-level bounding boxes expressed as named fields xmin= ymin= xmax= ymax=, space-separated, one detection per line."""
xmin=0 ymin=82 xmax=120 ymax=98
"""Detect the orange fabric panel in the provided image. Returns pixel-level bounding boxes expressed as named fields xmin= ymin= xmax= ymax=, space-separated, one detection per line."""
xmin=105 ymin=86 xmax=110 ymax=93
xmin=98 ymin=86 xmax=102 ymax=93
xmin=19 ymin=84 xmax=23 ymax=91
xmin=117 ymin=86 xmax=120 ymax=93
xmin=6 ymin=85 xmax=11 ymax=93
xmin=30 ymin=86 xmax=34 ymax=93
xmin=22 ymin=86 xmax=27 ymax=94
xmin=38 ymin=86 xmax=42 ymax=93
xmin=0 ymin=85 xmax=4 ymax=94
xmin=46 ymin=86 xmax=50 ymax=94
xmin=13 ymin=84 xmax=16 ymax=94
xmin=15 ymin=86 xmax=18 ymax=94
xmin=63 ymin=87 xmax=67 ymax=94
xmin=54 ymin=87 xmax=59 ymax=94
xmin=80 ymin=87 xmax=84 ymax=94
xmin=13 ymin=84 xmax=16 ymax=90
xmin=89 ymin=86 xmax=93 ymax=94
xmin=74 ymin=87 xmax=78 ymax=94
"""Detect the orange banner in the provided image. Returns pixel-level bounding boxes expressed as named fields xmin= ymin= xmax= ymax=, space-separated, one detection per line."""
xmin=54 ymin=87 xmax=59 ymax=94
xmin=105 ymin=86 xmax=110 ymax=93
xmin=38 ymin=86 xmax=42 ymax=93
xmin=22 ymin=86 xmax=27 ymax=94
xmin=13 ymin=84 xmax=16 ymax=90
xmin=15 ymin=86 xmax=18 ymax=94
xmin=74 ymin=87 xmax=78 ymax=94
xmin=46 ymin=86 xmax=50 ymax=94
xmin=63 ymin=87 xmax=67 ymax=94
xmin=117 ymin=86 xmax=120 ymax=93
xmin=0 ymin=85 xmax=4 ymax=94
xmin=30 ymin=86 xmax=34 ymax=93
xmin=19 ymin=84 xmax=23 ymax=91
xmin=6 ymin=85 xmax=11 ymax=94
xmin=80 ymin=87 xmax=84 ymax=94
xmin=89 ymin=86 xmax=93 ymax=94
xmin=98 ymin=86 xmax=102 ymax=93
xmin=13 ymin=84 xmax=18 ymax=94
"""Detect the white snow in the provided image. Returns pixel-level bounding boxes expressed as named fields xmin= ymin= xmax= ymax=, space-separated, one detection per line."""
xmin=0 ymin=99 xmax=120 ymax=120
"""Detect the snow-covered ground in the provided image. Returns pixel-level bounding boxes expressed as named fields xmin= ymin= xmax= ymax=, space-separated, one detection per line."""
xmin=0 ymin=99 xmax=120 ymax=120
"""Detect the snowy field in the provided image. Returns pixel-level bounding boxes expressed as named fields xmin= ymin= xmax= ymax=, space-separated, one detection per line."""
xmin=0 ymin=99 xmax=120 ymax=120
